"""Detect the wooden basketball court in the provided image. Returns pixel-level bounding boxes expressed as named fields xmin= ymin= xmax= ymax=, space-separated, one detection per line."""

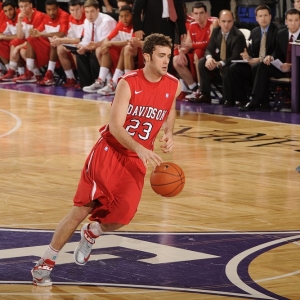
xmin=1 ymin=88 xmax=300 ymax=300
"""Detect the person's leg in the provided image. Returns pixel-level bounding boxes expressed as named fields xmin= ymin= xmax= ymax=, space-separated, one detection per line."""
xmin=230 ymin=63 xmax=252 ymax=105
xmin=198 ymin=57 xmax=211 ymax=96
xmin=77 ymin=51 xmax=100 ymax=89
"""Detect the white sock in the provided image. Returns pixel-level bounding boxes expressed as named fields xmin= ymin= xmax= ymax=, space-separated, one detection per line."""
xmin=124 ymin=69 xmax=131 ymax=74
xmin=112 ymin=69 xmax=124 ymax=84
xmin=5 ymin=64 xmax=9 ymax=70
xmin=99 ymin=67 xmax=110 ymax=82
xmin=188 ymin=82 xmax=197 ymax=90
xmin=18 ymin=67 xmax=25 ymax=75
xmin=9 ymin=61 xmax=17 ymax=71
xmin=65 ymin=69 xmax=75 ymax=79
xmin=26 ymin=58 xmax=35 ymax=72
xmin=88 ymin=222 xmax=103 ymax=237
xmin=42 ymin=245 xmax=59 ymax=262
xmin=47 ymin=61 xmax=56 ymax=73
xmin=106 ymin=72 xmax=112 ymax=81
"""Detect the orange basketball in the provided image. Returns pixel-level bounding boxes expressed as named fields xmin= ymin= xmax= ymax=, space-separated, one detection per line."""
xmin=150 ymin=162 xmax=185 ymax=197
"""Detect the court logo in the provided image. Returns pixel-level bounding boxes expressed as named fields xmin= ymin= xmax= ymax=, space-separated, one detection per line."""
xmin=0 ymin=229 xmax=299 ymax=299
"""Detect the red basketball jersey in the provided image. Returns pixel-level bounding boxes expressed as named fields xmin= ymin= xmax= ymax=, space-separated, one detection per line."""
xmin=37 ymin=8 xmax=69 ymax=35
xmin=189 ymin=19 xmax=212 ymax=50
xmin=107 ymin=21 xmax=134 ymax=41
xmin=101 ymin=69 xmax=178 ymax=157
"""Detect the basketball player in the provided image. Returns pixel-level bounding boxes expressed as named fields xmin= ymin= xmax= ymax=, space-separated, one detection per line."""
xmin=31 ymin=33 xmax=181 ymax=287
xmin=0 ymin=0 xmax=44 ymax=81
xmin=0 ymin=0 xmax=18 ymax=72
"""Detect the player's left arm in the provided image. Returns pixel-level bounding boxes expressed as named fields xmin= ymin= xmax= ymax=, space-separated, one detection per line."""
xmin=160 ymin=81 xmax=181 ymax=153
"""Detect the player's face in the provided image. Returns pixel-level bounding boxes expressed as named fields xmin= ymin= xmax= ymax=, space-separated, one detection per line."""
xmin=294 ymin=0 xmax=300 ymax=11
xmin=218 ymin=11 xmax=234 ymax=33
xmin=119 ymin=10 xmax=132 ymax=26
xmin=255 ymin=9 xmax=272 ymax=28
xmin=84 ymin=6 xmax=99 ymax=23
xmin=46 ymin=4 xmax=58 ymax=20
xmin=3 ymin=5 xmax=17 ymax=20
xmin=18 ymin=1 xmax=33 ymax=16
xmin=69 ymin=4 xmax=83 ymax=20
xmin=286 ymin=13 xmax=300 ymax=33
xmin=192 ymin=7 xmax=207 ymax=24
xmin=145 ymin=45 xmax=171 ymax=76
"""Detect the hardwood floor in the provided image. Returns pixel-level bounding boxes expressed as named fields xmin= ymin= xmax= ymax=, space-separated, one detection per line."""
xmin=0 ymin=89 xmax=300 ymax=299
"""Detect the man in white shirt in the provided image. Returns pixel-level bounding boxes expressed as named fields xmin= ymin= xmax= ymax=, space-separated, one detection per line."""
xmin=76 ymin=0 xmax=117 ymax=89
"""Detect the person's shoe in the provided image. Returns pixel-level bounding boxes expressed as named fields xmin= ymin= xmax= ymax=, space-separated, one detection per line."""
xmin=31 ymin=258 xmax=55 ymax=287
xmin=97 ymin=80 xmax=116 ymax=95
xmin=82 ymin=78 xmax=105 ymax=93
xmin=74 ymin=223 xmax=96 ymax=265
xmin=223 ymin=100 xmax=235 ymax=107
xmin=0 ymin=69 xmax=16 ymax=81
xmin=188 ymin=92 xmax=211 ymax=104
xmin=185 ymin=88 xmax=201 ymax=100
xmin=62 ymin=78 xmax=77 ymax=88
xmin=14 ymin=69 xmax=37 ymax=83
xmin=239 ymin=101 xmax=258 ymax=111
xmin=39 ymin=70 xmax=55 ymax=86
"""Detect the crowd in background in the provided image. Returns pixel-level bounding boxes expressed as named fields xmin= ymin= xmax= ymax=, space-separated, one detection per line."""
xmin=0 ymin=0 xmax=300 ymax=111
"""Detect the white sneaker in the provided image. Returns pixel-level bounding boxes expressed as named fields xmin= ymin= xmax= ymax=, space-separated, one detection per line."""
xmin=74 ymin=223 xmax=96 ymax=265
xmin=31 ymin=258 xmax=55 ymax=286
xmin=97 ymin=80 xmax=116 ymax=95
xmin=185 ymin=89 xmax=200 ymax=100
xmin=82 ymin=79 xmax=105 ymax=93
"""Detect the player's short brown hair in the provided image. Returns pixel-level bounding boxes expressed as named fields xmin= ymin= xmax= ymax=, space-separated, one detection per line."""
xmin=142 ymin=33 xmax=172 ymax=55
xmin=84 ymin=0 xmax=99 ymax=9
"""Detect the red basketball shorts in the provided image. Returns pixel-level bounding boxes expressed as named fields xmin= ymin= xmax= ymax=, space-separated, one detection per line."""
xmin=0 ymin=40 xmax=10 ymax=60
xmin=27 ymin=36 xmax=50 ymax=68
xmin=73 ymin=137 xmax=146 ymax=225
xmin=109 ymin=45 xmax=122 ymax=73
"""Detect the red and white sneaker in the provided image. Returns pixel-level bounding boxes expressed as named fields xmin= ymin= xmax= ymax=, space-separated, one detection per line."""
xmin=38 ymin=70 xmax=55 ymax=86
xmin=62 ymin=78 xmax=77 ymax=88
xmin=13 ymin=69 xmax=37 ymax=83
xmin=97 ymin=80 xmax=116 ymax=95
xmin=31 ymin=258 xmax=55 ymax=287
xmin=0 ymin=69 xmax=16 ymax=81
xmin=74 ymin=223 xmax=97 ymax=265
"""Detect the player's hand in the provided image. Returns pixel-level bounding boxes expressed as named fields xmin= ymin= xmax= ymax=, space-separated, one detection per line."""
xmin=77 ymin=46 xmax=86 ymax=55
xmin=134 ymin=30 xmax=144 ymax=40
xmin=240 ymin=48 xmax=250 ymax=61
xmin=18 ymin=12 xmax=25 ymax=22
xmin=281 ymin=63 xmax=291 ymax=72
xmin=159 ymin=133 xmax=174 ymax=153
xmin=263 ymin=55 xmax=273 ymax=65
xmin=86 ymin=41 xmax=97 ymax=51
xmin=205 ymin=57 xmax=217 ymax=70
xmin=136 ymin=147 xmax=163 ymax=168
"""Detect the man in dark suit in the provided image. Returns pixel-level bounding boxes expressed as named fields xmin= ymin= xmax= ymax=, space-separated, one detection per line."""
xmin=240 ymin=8 xmax=300 ymax=111
xmin=132 ymin=0 xmax=186 ymax=73
xmin=132 ymin=0 xmax=186 ymax=42
xmin=230 ymin=4 xmax=278 ymax=107
xmin=193 ymin=10 xmax=246 ymax=104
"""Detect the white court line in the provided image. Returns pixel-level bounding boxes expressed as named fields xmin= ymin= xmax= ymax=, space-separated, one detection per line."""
xmin=0 ymin=281 xmax=274 ymax=299
xmin=256 ymin=269 xmax=300 ymax=283
xmin=226 ymin=234 xmax=300 ymax=300
xmin=0 ymin=109 xmax=22 ymax=138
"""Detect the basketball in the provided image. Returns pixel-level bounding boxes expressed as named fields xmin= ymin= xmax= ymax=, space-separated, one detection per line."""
xmin=150 ymin=162 xmax=185 ymax=197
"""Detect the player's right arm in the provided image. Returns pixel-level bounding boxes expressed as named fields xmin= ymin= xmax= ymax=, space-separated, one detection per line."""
xmin=16 ymin=12 xmax=25 ymax=39
xmin=109 ymin=78 xmax=163 ymax=168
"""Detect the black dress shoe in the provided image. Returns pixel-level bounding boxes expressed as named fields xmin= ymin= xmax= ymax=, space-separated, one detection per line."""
xmin=239 ymin=101 xmax=258 ymax=111
xmin=223 ymin=100 xmax=235 ymax=107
